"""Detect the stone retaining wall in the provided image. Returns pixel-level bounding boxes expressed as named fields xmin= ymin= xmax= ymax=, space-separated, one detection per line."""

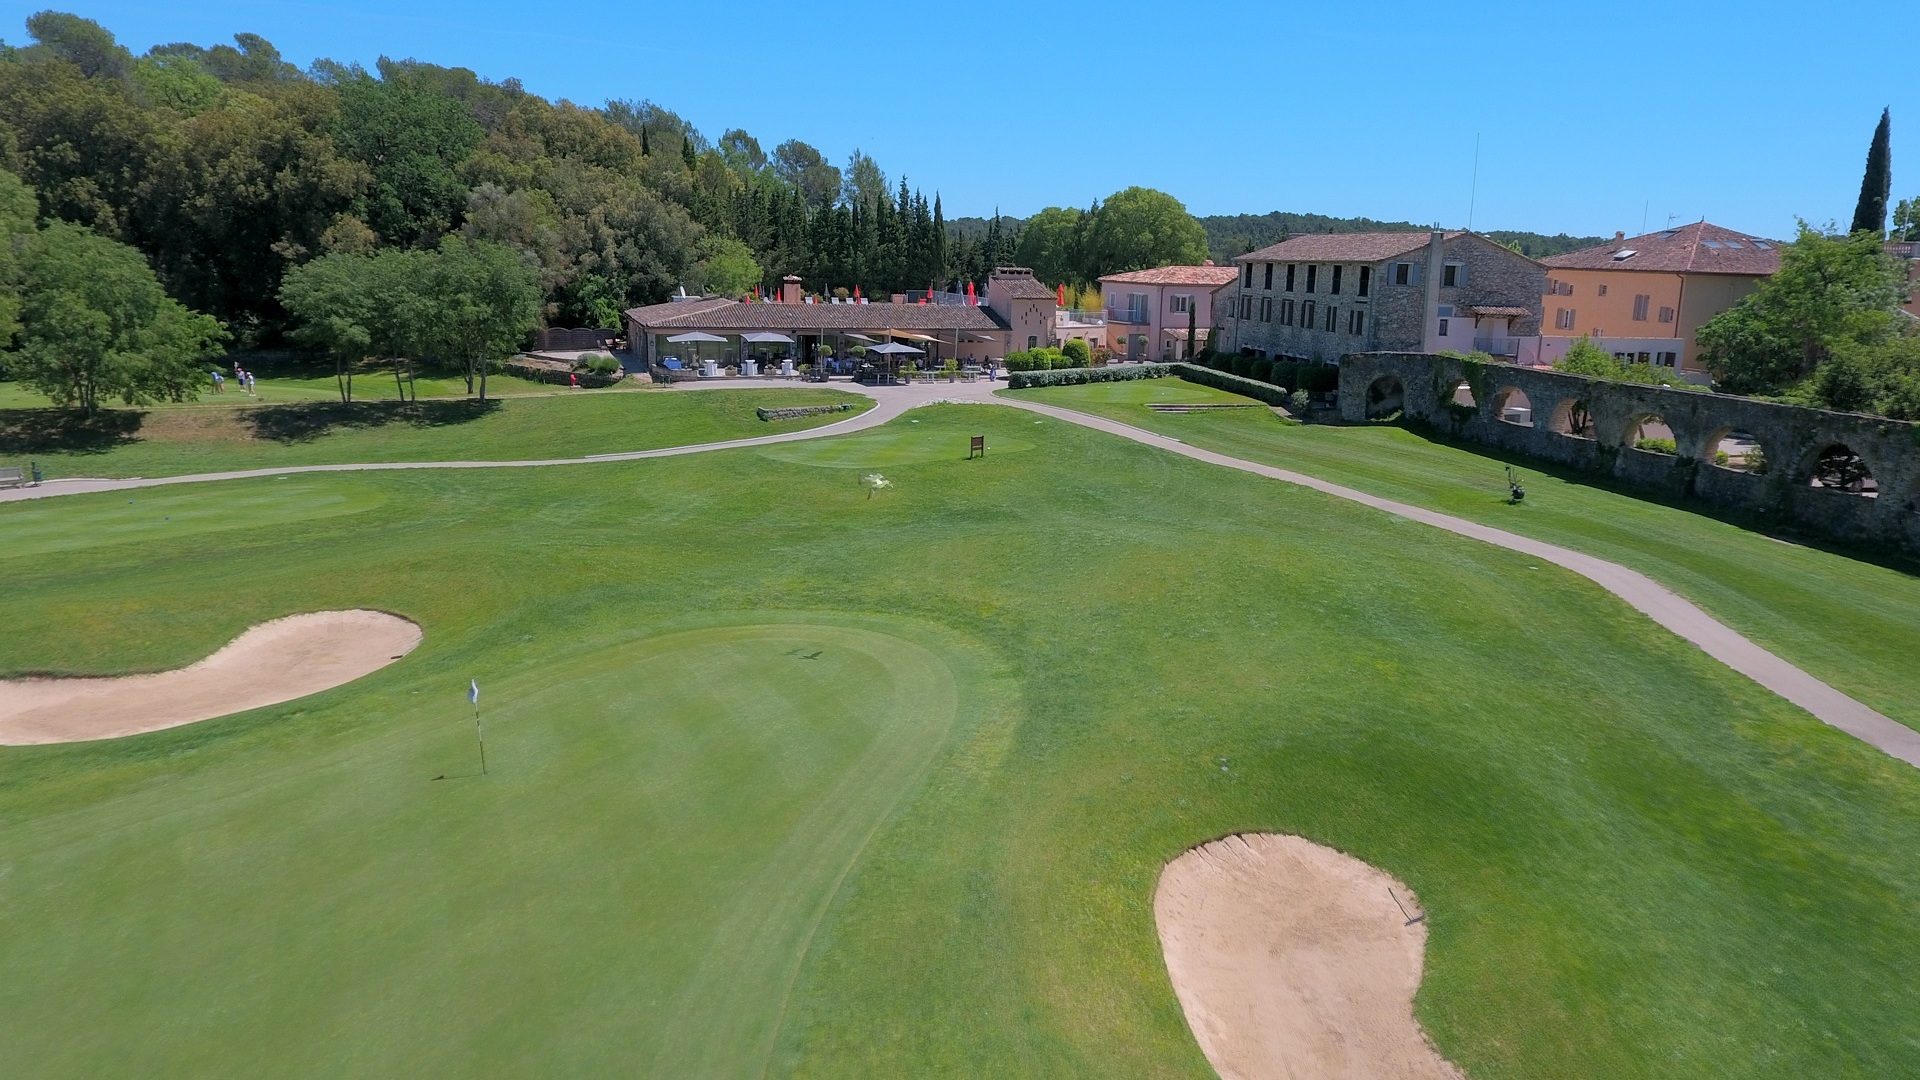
xmin=1337 ymin=352 xmax=1920 ymax=558
xmin=756 ymin=403 xmax=857 ymax=421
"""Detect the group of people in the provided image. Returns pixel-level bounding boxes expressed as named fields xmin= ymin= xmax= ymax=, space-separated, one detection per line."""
xmin=210 ymin=365 xmax=257 ymax=395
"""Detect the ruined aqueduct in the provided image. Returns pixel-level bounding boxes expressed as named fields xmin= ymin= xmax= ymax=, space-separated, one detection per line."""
xmin=1336 ymin=353 xmax=1920 ymax=559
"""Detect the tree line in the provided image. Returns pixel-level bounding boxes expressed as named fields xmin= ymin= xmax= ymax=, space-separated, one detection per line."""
xmin=0 ymin=12 xmax=1061 ymax=350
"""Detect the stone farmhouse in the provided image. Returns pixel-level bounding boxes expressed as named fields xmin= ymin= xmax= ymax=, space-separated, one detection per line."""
xmin=1219 ymin=230 xmax=1546 ymax=365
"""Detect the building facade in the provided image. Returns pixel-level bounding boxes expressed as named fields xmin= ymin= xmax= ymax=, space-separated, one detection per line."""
xmin=1099 ymin=263 xmax=1240 ymax=360
xmin=624 ymin=268 xmax=1054 ymax=369
xmin=1221 ymin=231 xmax=1545 ymax=364
xmin=1537 ymin=223 xmax=1781 ymax=382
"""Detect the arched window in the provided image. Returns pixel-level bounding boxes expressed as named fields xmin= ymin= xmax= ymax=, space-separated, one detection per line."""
xmin=1547 ymin=398 xmax=1593 ymax=439
xmin=1365 ymin=376 xmax=1405 ymax=420
xmin=1626 ymin=414 xmax=1675 ymax=455
xmin=1491 ymin=387 xmax=1533 ymax=426
xmin=1704 ymin=427 xmax=1768 ymax=474
xmin=1808 ymin=445 xmax=1877 ymax=496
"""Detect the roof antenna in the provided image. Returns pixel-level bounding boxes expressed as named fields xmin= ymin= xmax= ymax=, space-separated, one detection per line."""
xmin=1465 ymin=132 xmax=1481 ymax=231
xmin=1641 ymin=200 xmax=1649 ymax=234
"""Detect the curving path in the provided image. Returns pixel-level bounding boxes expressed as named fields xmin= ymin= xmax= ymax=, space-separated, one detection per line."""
xmin=5 ymin=378 xmax=1917 ymax=767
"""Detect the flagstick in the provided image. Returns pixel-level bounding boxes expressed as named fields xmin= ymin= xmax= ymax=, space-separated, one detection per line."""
xmin=474 ymin=701 xmax=487 ymax=776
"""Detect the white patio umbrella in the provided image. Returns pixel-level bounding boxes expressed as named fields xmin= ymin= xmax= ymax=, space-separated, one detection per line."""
xmin=666 ymin=330 xmax=728 ymax=367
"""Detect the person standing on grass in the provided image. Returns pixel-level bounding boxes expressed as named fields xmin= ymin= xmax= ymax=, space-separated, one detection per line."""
xmin=246 ymin=371 xmax=257 ymax=395
xmin=211 ymin=369 xmax=224 ymax=393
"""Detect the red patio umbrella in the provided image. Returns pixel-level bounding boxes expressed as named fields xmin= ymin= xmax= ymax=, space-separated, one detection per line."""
xmin=1057 ymin=283 xmax=1066 ymax=306
xmin=966 ymin=280 xmax=976 ymax=305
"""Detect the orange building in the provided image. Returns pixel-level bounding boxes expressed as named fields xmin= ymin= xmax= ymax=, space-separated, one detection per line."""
xmin=1538 ymin=222 xmax=1781 ymax=383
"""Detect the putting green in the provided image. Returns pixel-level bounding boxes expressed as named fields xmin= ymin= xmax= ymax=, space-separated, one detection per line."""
xmin=0 ymin=616 xmax=963 ymax=1078
xmin=758 ymin=422 xmax=1034 ymax=468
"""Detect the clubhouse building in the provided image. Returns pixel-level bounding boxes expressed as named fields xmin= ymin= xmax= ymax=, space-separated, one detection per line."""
xmin=624 ymin=268 xmax=1057 ymax=370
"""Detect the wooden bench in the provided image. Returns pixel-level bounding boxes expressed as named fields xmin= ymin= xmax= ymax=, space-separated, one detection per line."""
xmin=0 ymin=466 xmax=26 ymax=489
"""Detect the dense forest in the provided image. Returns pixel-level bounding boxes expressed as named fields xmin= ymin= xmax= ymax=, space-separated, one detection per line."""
xmin=0 ymin=13 xmax=1032 ymax=347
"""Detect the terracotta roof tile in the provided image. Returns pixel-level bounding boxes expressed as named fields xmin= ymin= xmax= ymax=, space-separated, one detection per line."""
xmin=1100 ymin=264 xmax=1240 ymax=287
xmin=626 ymin=300 xmax=1007 ymax=332
xmin=996 ymin=277 xmax=1057 ymax=300
xmin=1236 ymin=231 xmax=1459 ymax=264
xmin=1541 ymin=222 xmax=1781 ymax=275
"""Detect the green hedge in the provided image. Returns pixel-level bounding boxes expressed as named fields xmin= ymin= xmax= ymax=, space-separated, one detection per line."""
xmin=1006 ymin=364 xmax=1172 ymax=389
xmin=1169 ymin=362 xmax=1290 ymax=406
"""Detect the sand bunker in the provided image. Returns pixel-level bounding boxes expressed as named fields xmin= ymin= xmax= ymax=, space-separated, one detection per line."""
xmin=0 ymin=610 xmax=421 ymax=744
xmin=1154 ymin=833 xmax=1465 ymax=1080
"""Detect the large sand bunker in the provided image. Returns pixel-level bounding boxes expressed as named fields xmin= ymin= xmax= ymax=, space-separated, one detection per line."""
xmin=0 ymin=610 xmax=422 ymax=744
xmin=1155 ymin=833 xmax=1465 ymax=1080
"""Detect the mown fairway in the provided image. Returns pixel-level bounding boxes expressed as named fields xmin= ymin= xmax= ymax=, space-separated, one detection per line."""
xmin=1011 ymin=377 xmax=1920 ymax=734
xmin=3 ymin=402 xmax=1919 ymax=1078
xmin=0 ymin=386 xmax=869 ymax=479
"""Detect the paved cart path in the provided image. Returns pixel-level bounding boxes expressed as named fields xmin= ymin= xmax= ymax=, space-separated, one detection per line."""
xmin=5 ymin=378 xmax=1916 ymax=767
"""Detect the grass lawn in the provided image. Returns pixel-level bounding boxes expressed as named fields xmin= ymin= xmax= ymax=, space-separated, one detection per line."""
xmin=3 ymin=404 xmax=1919 ymax=1077
xmin=1006 ymin=377 xmax=1920 ymax=734
xmin=0 ymin=388 xmax=870 ymax=479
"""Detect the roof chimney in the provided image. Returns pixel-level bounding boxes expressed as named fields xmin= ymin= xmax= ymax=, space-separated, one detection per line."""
xmin=780 ymin=274 xmax=803 ymax=304
xmin=1615 ymin=231 xmax=1626 ymax=242
xmin=1421 ymin=230 xmax=1446 ymax=352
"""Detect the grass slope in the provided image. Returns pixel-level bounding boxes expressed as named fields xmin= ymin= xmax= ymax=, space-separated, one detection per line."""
xmin=1007 ymin=378 xmax=1920 ymax=732
xmin=0 ymin=388 xmax=869 ymax=479
xmin=2 ymin=405 xmax=1918 ymax=1078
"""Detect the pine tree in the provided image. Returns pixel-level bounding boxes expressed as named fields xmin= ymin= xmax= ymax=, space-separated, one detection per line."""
xmin=1851 ymin=107 xmax=1892 ymax=237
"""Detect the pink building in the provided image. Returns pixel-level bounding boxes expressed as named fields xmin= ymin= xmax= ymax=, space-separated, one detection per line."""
xmin=1100 ymin=263 xmax=1240 ymax=360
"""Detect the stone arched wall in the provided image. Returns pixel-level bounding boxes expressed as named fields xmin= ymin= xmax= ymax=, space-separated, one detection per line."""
xmin=1337 ymin=352 xmax=1920 ymax=558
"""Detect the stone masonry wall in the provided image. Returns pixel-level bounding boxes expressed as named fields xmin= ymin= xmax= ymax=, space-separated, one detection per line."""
xmin=1338 ymin=352 xmax=1920 ymax=558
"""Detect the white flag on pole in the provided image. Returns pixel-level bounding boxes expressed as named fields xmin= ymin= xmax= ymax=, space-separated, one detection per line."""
xmin=469 ymin=679 xmax=480 ymax=705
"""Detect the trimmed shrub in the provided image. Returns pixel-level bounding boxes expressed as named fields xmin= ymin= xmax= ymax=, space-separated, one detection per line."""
xmin=1004 ymin=347 xmax=1069 ymax=372
xmin=1250 ymin=358 xmax=1274 ymax=384
xmin=1168 ymin=362 xmax=1289 ymax=406
xmin=584 ymin=353 xmax=620 ymax=375
xmin=1634 ymin=437 xmax=1678 ymax=455
xmin=1229 ymin=354 xmax=1255 ymax=378
xmin=1006 ymin=364 xmax=1173 ymax=389
xmin=1061 ymin=338 xmax=1091 ymax=367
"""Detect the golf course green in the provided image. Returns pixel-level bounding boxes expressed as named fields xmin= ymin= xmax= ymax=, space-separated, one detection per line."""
xmin=3 ymin=399 xmax=1919 ymax=1078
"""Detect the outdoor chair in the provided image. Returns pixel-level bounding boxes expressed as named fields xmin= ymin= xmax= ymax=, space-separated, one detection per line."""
xmin=0 ymin=465 xmax=25 ymax=489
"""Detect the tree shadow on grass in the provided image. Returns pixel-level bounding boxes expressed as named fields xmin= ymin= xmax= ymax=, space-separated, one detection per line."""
xmin=0 ymin=409 xmax=146 ymax=455
xmin=244 ymin=398 xmax=503 ymax=444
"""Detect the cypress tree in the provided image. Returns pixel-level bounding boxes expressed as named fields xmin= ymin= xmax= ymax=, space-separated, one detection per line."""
xmin=1850 ymin=107 xmax=1892 ymax=237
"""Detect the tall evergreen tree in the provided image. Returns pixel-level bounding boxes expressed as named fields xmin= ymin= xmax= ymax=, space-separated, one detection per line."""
xmin=1851 ymin=107 xmax=1892 ymax=238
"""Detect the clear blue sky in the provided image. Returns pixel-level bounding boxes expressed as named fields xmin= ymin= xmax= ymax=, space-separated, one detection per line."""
xmin=6 ymin=0 xmax=1915 ymax=240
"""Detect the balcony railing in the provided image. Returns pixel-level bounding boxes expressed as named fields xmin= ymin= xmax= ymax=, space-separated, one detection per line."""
xmin=1107 ymin=307 xmax=1150 ymax=325
xmin=1473 ymin=336 xmax=1520 ymax=357
xmin=1058 ymin=309 xmax=1106 ymax=326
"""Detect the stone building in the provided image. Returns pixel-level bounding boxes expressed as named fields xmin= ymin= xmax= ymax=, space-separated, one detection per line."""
xmin=1220 ymin=231 xmax=1545 ymax=364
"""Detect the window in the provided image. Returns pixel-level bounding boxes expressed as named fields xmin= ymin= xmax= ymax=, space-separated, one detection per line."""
xmin=1239 ymin=296 xmax=1253 ymax=320
xmin=1554 ymin=308 xmax=1576 ymax=330
xmin=1546 ymin=279 xmax=1573 ymax=296
xmin=1442 ymin=263 xmax=1461 ymax=287
xmin=1168 ymin=293 xmax=1190 ymax=314
xmin=1242 ymin=262 xmax=1253 ymax=287
xmin=1349 ymin=309 xmax=1365 ymax=335
xmin=1305 ymin=265 xmax=1318 ymax=293
xmin=1597 ymin=284 xmax=1609 ymax=297
xmin=1393 ymin=262 xmax=1413 ymax=285
xmin=1280 ymin=298 xmax=1294 ymax=325
xmin=1027 ymin=335 xmax=1038 ymax=349
xmin=1285 ymin=264 xmax=1296 ymax=292
xmin=1358 ymin=265 xmax=1371 ymax=297
xmin=1656 ymin=351 xmax=1677 ymax=367
xmin=1330 ymin=266 xmax=1343 ymax=295
xmin=1324 ymin=305 xmax=1338 ymax=332
xmin=1263 ymin=263 xmax=1273 ymax=290
xmin=1658 ymin=306 xmax=1675 ymax=323
xmin=1300 ymin=300 xmax=1315 ymax=328
xmin=1632 ymin=294 xmax=1651 ymax=321
xmin=1437 ymin=317 xmax=1450 ymax=337
xmin=1259 ymin=296 xmax=1272 ymax=322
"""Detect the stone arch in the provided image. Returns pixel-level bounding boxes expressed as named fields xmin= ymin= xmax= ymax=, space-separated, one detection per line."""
xmin=1546 ymin=397 xmax=1594 ymax=439
xmin=1490 ymin=386 xmax=1534 ymax=426
xmin=1624 ymin=412 xmax=1676 ymax=456
xmin=1451 ymin=382 xmax=1478 ymax=409
xmin=1806 ymin=443 xmax=1878 ymax=497
xmin=1702 ymin=424 xmax=1769 ymax=474
xmin=1365 ymin=375 xmax=1405 ymax=420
